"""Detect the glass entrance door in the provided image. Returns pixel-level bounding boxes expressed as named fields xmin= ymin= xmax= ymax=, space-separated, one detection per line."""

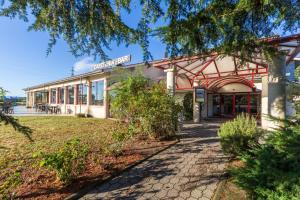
xmin=235 ymin=95 xmax=248 ymax=113
xmin=223 ymin=95 xmax=233 ymax=116
xmin=211 ymin=93 xmax=260 ymax=117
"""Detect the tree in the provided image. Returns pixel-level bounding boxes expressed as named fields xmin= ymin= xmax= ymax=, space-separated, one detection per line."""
xmin=0 ymin=87 xmax=8 ymax=104
xmin=111 ymin=74 xmax=181 ymax=138
xmin=1 ymin=1 xmax=299 ymax=60
xmin=0 ymin=86 xmax=32 ymax=140
xmin=295 ymin=66 xmax=300 ymax=81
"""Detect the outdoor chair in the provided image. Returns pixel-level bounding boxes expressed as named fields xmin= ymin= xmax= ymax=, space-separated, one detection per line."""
xmin=56 ymin=106 xmax=61 ymax=114
xmin=3 ymin=106 xmax=9 ymax=114
xmin=67 ymin=107 xmax=73 ymax=114
xmin=8 ymin=107 xmax=14 ymax=114
xmin=45 ymin=105 xmax=52 ymax=114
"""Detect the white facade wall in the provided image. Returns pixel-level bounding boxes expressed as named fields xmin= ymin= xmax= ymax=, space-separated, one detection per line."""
xmin=25 ymin=74 xmax=108 ymax=118
xmin=25 ymin=65 xmax=162 ymax=119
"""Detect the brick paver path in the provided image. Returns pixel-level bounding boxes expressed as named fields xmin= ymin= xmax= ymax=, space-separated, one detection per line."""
xmin=81 ymin=120 xmax=229 ymax=200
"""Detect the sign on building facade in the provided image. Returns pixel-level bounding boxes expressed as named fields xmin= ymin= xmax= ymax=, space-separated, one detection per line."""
xmin=92 ymin=55 xmax=131 ymax=71
xmin=195 ymin=88 xmax=205 ymax=102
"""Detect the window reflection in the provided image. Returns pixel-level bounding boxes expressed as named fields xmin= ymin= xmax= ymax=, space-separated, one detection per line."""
xmin=51 ymin=89 xmax=56 ymax=104
xmin=92 ymin=80 xmax=104 ymax=106
xmin=77 ymin=84 xmax=87 ymax=105
xmin=67 ymin=86 xmax=74 ymax=104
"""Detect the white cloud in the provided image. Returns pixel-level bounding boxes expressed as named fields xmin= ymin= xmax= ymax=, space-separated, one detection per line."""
xmin=73 ymin=57 xmax=95 ymax=72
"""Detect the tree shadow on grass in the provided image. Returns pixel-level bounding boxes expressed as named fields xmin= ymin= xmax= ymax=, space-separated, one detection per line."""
xmin=0 ymin=112 xmax=33 ymax=141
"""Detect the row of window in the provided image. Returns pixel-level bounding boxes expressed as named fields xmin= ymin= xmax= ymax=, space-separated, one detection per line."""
xmin=49 ymin=80 xmax=104 ymax=105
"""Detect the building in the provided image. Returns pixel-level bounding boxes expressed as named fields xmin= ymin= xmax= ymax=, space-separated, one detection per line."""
xmin=24 ymin=34 xmax=300 ymax=130
xmin=24 ymin=63 xmax=163 ymax=118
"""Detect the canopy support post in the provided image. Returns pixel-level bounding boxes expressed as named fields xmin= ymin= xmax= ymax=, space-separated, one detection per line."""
xmin=164 ymin=66 xmax=176 ymax=96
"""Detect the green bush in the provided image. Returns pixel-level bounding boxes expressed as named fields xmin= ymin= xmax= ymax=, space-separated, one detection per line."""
xmin=75 ymin=113 xmax=92 ymax=118
xmin=0 ymin=171 xmax=22 ymax=200
xmin=111 ymin=122 xmax=135 ymax=142
xmin=231 ymin=124 xmax=300 ymax=200
xmin=111 ymin=74 xmax=150 ymax=123
xmin=111 ymin=74 xmax=182 ymax=139
xmin=34 ymin=138 xmax=88 ymax=185
xmin=294 ymin=101 xmax=300 ymax=115
xmin=218 ymin=113 xmax=260 ymax=156
xmin=103 ymin=142 xmax=123 ymax=157
xmin=140 ymin=83 xmax=182 ymax=138
xmin=182 ymin=92 xmax=193 ymax=121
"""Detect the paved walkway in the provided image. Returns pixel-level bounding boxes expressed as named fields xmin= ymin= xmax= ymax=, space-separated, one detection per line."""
xmin=80 ymin=120 xmax=229 ymax=200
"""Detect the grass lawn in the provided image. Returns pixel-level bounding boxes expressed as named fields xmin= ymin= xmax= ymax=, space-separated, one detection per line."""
xmin=0 ymin=117 xmax=116 ymax=170
xmin=0 ymin=116 xmax=174 ymax=200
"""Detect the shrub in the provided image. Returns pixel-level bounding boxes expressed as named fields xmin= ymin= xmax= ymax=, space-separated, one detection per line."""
xmin=182 ymin=93 xmax=193 ymax=121
xmin=111 ymin=74 xmax=150 ymax=124
xmin=231 ymin=124 xmax=300 ymax=200
xmin=111 ymin=74 xmax=182 ymax=139
xmin=0 ymin=171 xmax=22 ymax=200
xmin=76 ymin=113 xmax=92 ymax=118
xmin=218 ymin=113 xmax=260 ymax=156
xmin=140 ymin=83 xmax=182 ymax=138
xmin=100 ymin=123 xmax=132 ymax=157
xmin=295 ymin=101 xmax=300 ymax=115
xmin=103 ymin=142 xmax=123 ymax=157
xmin=34 ymin=138 xmax=88 ymax=185
xmin=111 ymin=122 xmax=134 ymax=142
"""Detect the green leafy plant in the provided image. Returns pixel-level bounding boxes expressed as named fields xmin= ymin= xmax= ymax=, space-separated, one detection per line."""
xmin=110 ymin=121 xmax=135 ymax=143
xmin=75 ymin=113 xmax=92 ymax=118
xmin=103 ymin=142 xmax=124 ymax=157
xmin=182 ymin=92 xmax=193 ymax=121
xmin=1 ymin=0 xmax=299 ymax=60
xmin=231 ymin=123 xmax=300 ymax=200
xmin=0 ymin=86 xmax=32 ymax=140
xmin=34 ymin=138 xmax=88 ymax=185
xmin=111 ymin=74 xmax=181 ymax=139
xmin=295 ymin=101 xmax=300 ymax=115
xmin=218 ymin=113 xmax=261 ymax=156
xmin=140 ymin=83 xmax=182 ymax=138
xmin=0 ymin=171 xmax=22 ymax=200
xmin=111 ymin=73 xmax=150 ymax=124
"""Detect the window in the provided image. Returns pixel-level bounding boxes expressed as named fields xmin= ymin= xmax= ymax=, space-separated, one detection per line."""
xmin=67 ymin=86 xmax=74 ymax=104
xmin=51 ymin=89 xmax=57 ymax=104
xmin=58 ymin=87 xmax=64 ymax=104
xmin=92 ymin=80 xmax=104 ymax=105
xmin=34 ymin=91 xmax=48 ymax=104
xmin=77 ymin=84 xmax=87 ymax=105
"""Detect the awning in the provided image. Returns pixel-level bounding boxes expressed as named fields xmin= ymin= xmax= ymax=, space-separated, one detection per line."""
xmin=151 ymin=34 xmax=300 ymax=90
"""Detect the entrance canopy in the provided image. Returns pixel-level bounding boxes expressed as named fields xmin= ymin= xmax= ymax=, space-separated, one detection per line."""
xmin=152 ymin=34 xmax=300 ymax=90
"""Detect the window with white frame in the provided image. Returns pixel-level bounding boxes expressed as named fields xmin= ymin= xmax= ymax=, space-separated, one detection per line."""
xmin=58 ymin=87 xmax=64 ymax=104
xmin=77 ymin=84 xmax=87 ymax=105
xmin=51 ymin=89 xmax=56 ymax=104
xmin=92 ymin=80 xmax=104 ymax=105
xmin=67 ymin=86 xmax=74 ymax=104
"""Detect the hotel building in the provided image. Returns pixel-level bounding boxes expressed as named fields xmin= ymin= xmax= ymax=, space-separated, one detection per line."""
xmin=25 ymin=34 xmax=300 ymax=130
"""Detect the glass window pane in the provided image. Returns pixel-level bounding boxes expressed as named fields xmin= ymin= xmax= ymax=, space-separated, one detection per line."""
xmin=68 ymin=86 xmax=74 ymax=104
xmin=51 ymin=89 xmax=56 ymax=104
xmin=92 ymin=80 xmax=104 ymax=105
xmin=77 ymin=84 xmax=87 ymax=105
xmin=59 ymin=88 xmax=64 ymax=104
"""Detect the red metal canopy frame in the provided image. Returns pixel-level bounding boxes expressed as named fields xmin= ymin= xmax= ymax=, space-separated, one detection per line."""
xmin=151 ymin=34 xmax=300 ymax=91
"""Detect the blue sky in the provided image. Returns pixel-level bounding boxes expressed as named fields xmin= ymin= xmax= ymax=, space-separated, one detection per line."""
xmin=0 ymin=4 xmax=298 ymax=97
xmin=0 ymin=6 xmax=166 ymax=97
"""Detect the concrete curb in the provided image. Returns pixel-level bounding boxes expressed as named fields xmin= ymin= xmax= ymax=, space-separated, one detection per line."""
xmin=65 ymin=139 xmax=180 ymax=200
xmin=212 ymin=179 xmax=227 ymax=200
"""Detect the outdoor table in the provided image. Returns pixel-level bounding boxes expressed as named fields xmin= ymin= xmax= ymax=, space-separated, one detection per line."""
xmin=48 ymin=106 xmax=58 ymax=114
